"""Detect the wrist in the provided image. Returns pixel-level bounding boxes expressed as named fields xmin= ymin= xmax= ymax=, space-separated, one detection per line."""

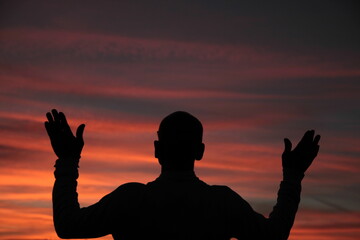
xmin=283 ymin=168 xmax=304 ymax=183
xmin=54 ymin=157 xmax=80 ymax=179
xmin=54 ymin=156 xmax=80 ymax=167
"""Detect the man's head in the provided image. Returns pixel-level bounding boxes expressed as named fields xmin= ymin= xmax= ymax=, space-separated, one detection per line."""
xmin=154 ymin=111 xmax=205 ymax=171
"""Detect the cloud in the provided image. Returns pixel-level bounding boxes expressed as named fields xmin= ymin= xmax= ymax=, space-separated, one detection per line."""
xmin=0 ymin=2 xmax=359 ymax=239
xmin=0 ymin=203 xmax=55 ymax=239
xmin=1 ymin=1 xmax=359 ymax=54
xmin=1 ymin=27 xmax=359 ymax=81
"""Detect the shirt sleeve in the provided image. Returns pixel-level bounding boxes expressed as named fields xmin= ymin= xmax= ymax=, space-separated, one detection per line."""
xmin=225 ymin=168 xmax=304 ymax=240
xmin=52 ymin=158 xmax=144 ymax=239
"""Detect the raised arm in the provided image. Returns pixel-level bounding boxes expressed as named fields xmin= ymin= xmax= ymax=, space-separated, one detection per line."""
xmin=228 ymin=130 xmax=320 ymax=240
xmin=45 ymin=109 xmax=111 ymax=238
xmin=270 ymin=130 xmax=320 ymax=238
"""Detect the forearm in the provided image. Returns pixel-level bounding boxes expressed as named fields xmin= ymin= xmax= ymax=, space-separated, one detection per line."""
xmin=52 ymin=157 xmax=111 ymax=239
xmin=52 ymin=158 xmax=81 ymax=238
xmin=267 ymin=168 xmax=304 ymax=240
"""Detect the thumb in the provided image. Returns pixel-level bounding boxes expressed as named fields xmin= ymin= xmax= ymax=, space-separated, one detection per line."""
xmin=76 ymin=124 xmax=85 ymax=143
xmin=283 ymin=138 xmax=292 ymax=153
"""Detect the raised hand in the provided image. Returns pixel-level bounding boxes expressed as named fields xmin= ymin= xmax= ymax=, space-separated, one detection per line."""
xmin=282 ymin=130 xmax=320 ymax=173
xmin=45 ymin=109 xmax=85 ymax=159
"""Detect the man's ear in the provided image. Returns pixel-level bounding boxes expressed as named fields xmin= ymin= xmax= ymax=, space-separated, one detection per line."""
xmin=154 ymin=140 xmax=160 ymax=159
xmin=195 ymin=143 xmax=205 ymax=161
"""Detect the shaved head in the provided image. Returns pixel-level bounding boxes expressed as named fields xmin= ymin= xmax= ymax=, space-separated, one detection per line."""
xmin=155 ymin=111 xmax=205 ymax=171
xmin=157 ymin=111 xmax=203 ymax=143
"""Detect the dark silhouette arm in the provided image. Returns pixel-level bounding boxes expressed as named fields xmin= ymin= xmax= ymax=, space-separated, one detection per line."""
xmin=45 ymin=109 xmax=111 ymax=238
xmin=53 ymin=165 xmax=144 ymax=239
xmin=52 ymin=160 xmax=113 ymax=238
xmin=227 ymin=130 xmax=320 ymax=240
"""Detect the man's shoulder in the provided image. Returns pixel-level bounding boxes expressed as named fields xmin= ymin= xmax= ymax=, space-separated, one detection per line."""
xmin=111 ymin=182 xmax=146 ymax=196
xmin=208 ymin=184 xmax=235 ymax=195
xmin=116 ymin=182 xmax=146 ymax=190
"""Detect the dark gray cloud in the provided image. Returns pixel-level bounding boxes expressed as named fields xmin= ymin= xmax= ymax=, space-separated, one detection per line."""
xmin=1 ymin=1 xmax=359 ymax=53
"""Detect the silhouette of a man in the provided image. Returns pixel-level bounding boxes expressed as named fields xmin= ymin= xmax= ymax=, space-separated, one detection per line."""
xmin=45 ymin=109 xmax=320 ymax=240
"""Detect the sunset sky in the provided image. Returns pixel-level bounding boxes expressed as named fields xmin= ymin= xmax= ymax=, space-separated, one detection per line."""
xmin=0 ymin=1 xmax=359 ymax=239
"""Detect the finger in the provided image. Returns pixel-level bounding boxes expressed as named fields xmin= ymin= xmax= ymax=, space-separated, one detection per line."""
xmin=283 ymin=138 xmax=292 ymax=153
xmin=59 ymin=112 xmax=68 ymax=125
xmin=52 ymin=109 xmax=60 ymax=124
xmin=76 ymin=124 xmax=85 ymax=143
xmin=300 ymin=130 xmax=315 ymax=145
xmin=314 ymin=134 xmax=321 ymax=145
xmin=315 ymin=145 xmax=320 ymax=155
xmin=44 ymin=121 xmax=54 ymax=138
xmin=46 ymin=112 xmax=54 ymax=123
xmin=310 ymin=144 xmax=320 ymax=159
xmin=59 ymin=112 xmax=73 ymax=135
xmin=306 ymin=129 xmax=315 ymax=140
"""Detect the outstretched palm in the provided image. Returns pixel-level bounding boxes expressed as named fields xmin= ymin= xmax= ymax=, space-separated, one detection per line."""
xmin=45 ymin=109 xmax=85 ymax=159
xmin=282 ymin=130 xmax=321 ymax=173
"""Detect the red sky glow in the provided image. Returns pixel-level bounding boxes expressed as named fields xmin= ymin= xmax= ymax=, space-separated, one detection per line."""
xmin=0 ymin=1 xmax=359 ymax=240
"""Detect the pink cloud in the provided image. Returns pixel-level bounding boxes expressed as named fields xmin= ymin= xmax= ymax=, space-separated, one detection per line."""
xmin=1 ymin=28 xmax=358 ymax=82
